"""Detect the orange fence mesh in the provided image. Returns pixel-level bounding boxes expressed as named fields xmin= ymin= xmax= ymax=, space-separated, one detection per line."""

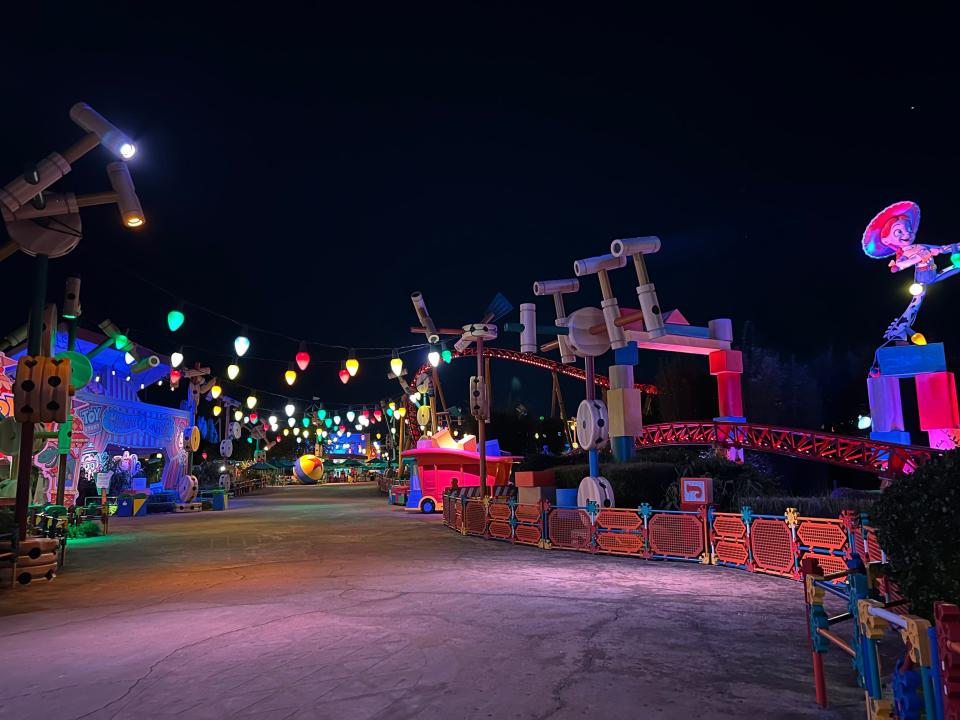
xmin=796 ymin=518 xmax=847 ymax=552
xmin=454 ymin=501 xmax=463 ymax=531
xmin=750 ymin=518 xmax=795 ymax=576
xmin=514 ymin=524 xmax=542 ymax=545
xmin=801 ymin=551 xmax=847 ymax=578
xmin=596 ymin=531 xmax=644 ymax=555
xmin=596 ymin=509 xmax=642 ymax=532
xmin=515 ymin=504 xmax=541 ymax=524
xmin=548 ymin=509 xmax=593 ymax=551
xmin=443 ymin=497 xmax=457 ymax=528
xmin=713 ymin=513 xmax=746 ymax=539
xmin=488 ymin=501 xmax=512 ymax=521
xmin=464 ymin=500 xmax=487 ymax=536
xmin=648 ymin=513 xmax=703 ymax=558
xmin=488 ymin=521 xmax=513 ymax=540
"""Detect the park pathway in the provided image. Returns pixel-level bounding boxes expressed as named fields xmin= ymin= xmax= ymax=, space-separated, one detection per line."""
xmin=0 ymin=484 xmax=861 ymax=719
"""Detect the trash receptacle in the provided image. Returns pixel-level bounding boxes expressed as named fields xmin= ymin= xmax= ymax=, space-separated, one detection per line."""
xmin=209 ymin=489 xmax=228 ymax=511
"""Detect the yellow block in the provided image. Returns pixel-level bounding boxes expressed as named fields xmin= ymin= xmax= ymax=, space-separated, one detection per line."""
xmin=607 ymin=387 xmax=644 ymax=437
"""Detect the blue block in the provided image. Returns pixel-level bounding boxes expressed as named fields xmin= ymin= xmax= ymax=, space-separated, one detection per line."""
xmin=613 ymin=342 xmax=639 ymax=366
xmin=555 ymin=489 xmax=578 ymax=507
xmin=611 ymin=435 xmax=635 ymax=462
xmin=664 ymin=323 xmax=711 ymax=338
xmin=876 ymin=343 xmax=946 ymax=378
xmin=870 ymin=430 xmax=911 ymax=446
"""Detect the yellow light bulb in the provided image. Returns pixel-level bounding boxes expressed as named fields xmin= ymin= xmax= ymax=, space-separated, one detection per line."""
xmin=346 ymin=357 xmax=360 ymax=377
xmin=390 ymin=357 xmax=403 ymax=376
xmin=227 ymin=363 xmax=240 ymax=380
xmin=213 ymin=405 xmax=222 ymax=417
xmin=210 ymin=385 xmax=222 ymax=399
xmin=909 ymin=282 xmax=924 ymax=296
xmin=911 ymin=332 xmax=927 ymax=345
xmin=284 ymin=369 xmax=297 ymax=386
xmin=246 ymin=395 xmax=257 ymax=409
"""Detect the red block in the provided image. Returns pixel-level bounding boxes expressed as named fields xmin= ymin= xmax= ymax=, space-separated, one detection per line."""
xmin=514 ymin=470 xmax=556 ymax=488
xmin=916 ymin=371 xmax=959 ymax=431
xmin=709 ymin=349 xmax=743 ymax=376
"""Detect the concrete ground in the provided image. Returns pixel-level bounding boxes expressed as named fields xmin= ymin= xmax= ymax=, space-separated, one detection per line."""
xmin=0 ymin=484 xmax=864 ymax=720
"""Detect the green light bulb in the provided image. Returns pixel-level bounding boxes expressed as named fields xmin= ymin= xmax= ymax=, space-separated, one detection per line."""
xmin=114 ymin=334 xmax=128 ymax=350
xmin=317 ymin=409 xmax=327 ymax=420
xmin=302 ymin=417 xmax=310 ymax=428
xmin=441 ymin=348 xmax=452 ymax=363
xmin=951 ymin=252 xmax=960 ymax=268
xmin=167 ymin=309 xmax=185 ymax=332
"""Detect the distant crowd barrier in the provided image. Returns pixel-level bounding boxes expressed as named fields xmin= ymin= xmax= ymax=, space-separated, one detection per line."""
xmin=441 ymin=493 xmax=896 ymax=588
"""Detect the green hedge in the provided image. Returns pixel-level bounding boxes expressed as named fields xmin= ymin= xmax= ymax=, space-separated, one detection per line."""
xmin=873 ymin=450 xmax=960 ymax=618
xmin=739 ymin=494 xmax=876 ymax=518
xmin=552 ymin=461 xmax=679 ymax=508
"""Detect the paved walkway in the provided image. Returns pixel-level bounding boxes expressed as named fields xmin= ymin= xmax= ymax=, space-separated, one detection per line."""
xmin=0 ymin=484 xmax=862 ymax=719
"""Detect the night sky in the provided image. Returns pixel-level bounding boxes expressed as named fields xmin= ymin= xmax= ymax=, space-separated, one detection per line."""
xmin=3 ymin=5 xmax=958 ymax=418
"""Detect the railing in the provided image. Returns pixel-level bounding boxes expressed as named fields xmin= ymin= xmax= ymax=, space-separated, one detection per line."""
xmin=636 ymin=421 xmax=935 ymax=476
xmin=442 ymin=494 xmax=855 ymax=583
xmin=802 ymin=556 xmax=960 ymax=719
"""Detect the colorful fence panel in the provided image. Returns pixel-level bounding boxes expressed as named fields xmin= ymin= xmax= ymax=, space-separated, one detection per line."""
xmin=487 ymin=499 xmax=513 ymax=541
xmin=514 ymin=503 xmax=543 ymax=546
xmin=463 ymin=499 xmax=487 ymax=536
xmin=750 ymin=517 xmax=796 ymax=577
xmin=547 ymin=508 xmax=593 ymax=551
xmin=595 ymin=509 xmax=645 ymax=556
xmin=710 ymin=512 xmax=749 ymax=568
xmin=794 ymin=516 xmax=850 ymax=580
xmin=647 ymin=511 xmax=705 ymax=561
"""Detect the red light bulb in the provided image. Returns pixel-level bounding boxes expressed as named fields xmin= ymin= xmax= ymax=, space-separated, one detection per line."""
xmin=170 ymin=369 xmax=182 ymax=384
xmin=373 ymin=410 xmax=382 ymax=422
xmin=339 ymin=368 xmax=350 ymax=384
xmin=296 ymin=350 xmax=310 ymax=371
xmin=249 ymin=412 xmax=258 ymax=423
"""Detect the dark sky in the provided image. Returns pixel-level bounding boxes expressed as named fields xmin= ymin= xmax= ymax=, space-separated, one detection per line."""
xmin=2 ymin=5 xmax=958 ymax=417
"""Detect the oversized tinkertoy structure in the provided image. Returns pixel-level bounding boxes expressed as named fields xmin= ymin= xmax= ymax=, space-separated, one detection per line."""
xmin=863 ymin=202 xmax=960 ymax=451
xmin=1 ymin=103 xmax=145 ymax=541
xmin=515 ymin=236 xmax=741 ymax=506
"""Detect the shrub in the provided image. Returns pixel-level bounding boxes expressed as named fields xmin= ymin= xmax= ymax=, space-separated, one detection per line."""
xmin=739 ymin=494 xmax=877 ymax=518
xmin=67 ymin=520 xmax=102 ymax=539
xmin=663 ymin=454 xmax=781 ymax=511
xmin=553 ymin=461 xmax=678 ymax=508
xmin=872 ymin=450 xmax=960 ymax=618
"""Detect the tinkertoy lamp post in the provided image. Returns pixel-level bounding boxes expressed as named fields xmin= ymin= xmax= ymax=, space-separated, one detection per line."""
xmin=1 ymin=103 xmax=144 ymax=540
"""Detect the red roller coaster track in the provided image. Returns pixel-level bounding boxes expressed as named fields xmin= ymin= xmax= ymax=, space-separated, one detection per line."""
xmin=636 ymin=421 xmax=935 ymax=476
xmin=411 ymin=347 xmax=657 ymax=394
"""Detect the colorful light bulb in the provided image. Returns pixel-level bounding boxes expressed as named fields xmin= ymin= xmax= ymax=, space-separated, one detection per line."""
xmin=339 ymin=368 xmax=350 ymax=384
xmin=296 ymin=341 xmax=310 ymax=371
xmin=234 ymin=410 xmax=243 ymax=421
xmin=302 ymin=416 xmax=310 ymax=428
xmin=317 ymin=408 xmax=327 ymax=420
xmin=441 ymin=343 xmax=452 ymax=363
xmin=234 ymin=331 xmax=250 ymax=357
xmin=428 ymin=345 xmax=440 ymax=367
xmin=171 ymin=349 xmax=184 ymax=368
xmin=210 ymin=385 xmax=222 ymax=399
xmin=346 ymin=410 xmax=356 ymax=422
xmin=390 ymin=350 xmax=403 ymax=377
xmin=246 ymin=394 xmax=257 ymax=409
xmin=169 ymin=368 xmax=182 ymax=384
xmin=227 ymin=363 xmax=240 ymax=380
xmin=213 ymin=405 xmax=222 ymax=417
xmin=167 ymin=308 xmax=185 ymax=332
xmin=285 ymin=368 xmax=297 ymax=386
xmin=345 ymin=349 xmax=359 ymax=377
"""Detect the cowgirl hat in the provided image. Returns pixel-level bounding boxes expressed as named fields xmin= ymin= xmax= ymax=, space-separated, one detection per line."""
xmin=862 ymin=201 xmax=920 ymax=258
